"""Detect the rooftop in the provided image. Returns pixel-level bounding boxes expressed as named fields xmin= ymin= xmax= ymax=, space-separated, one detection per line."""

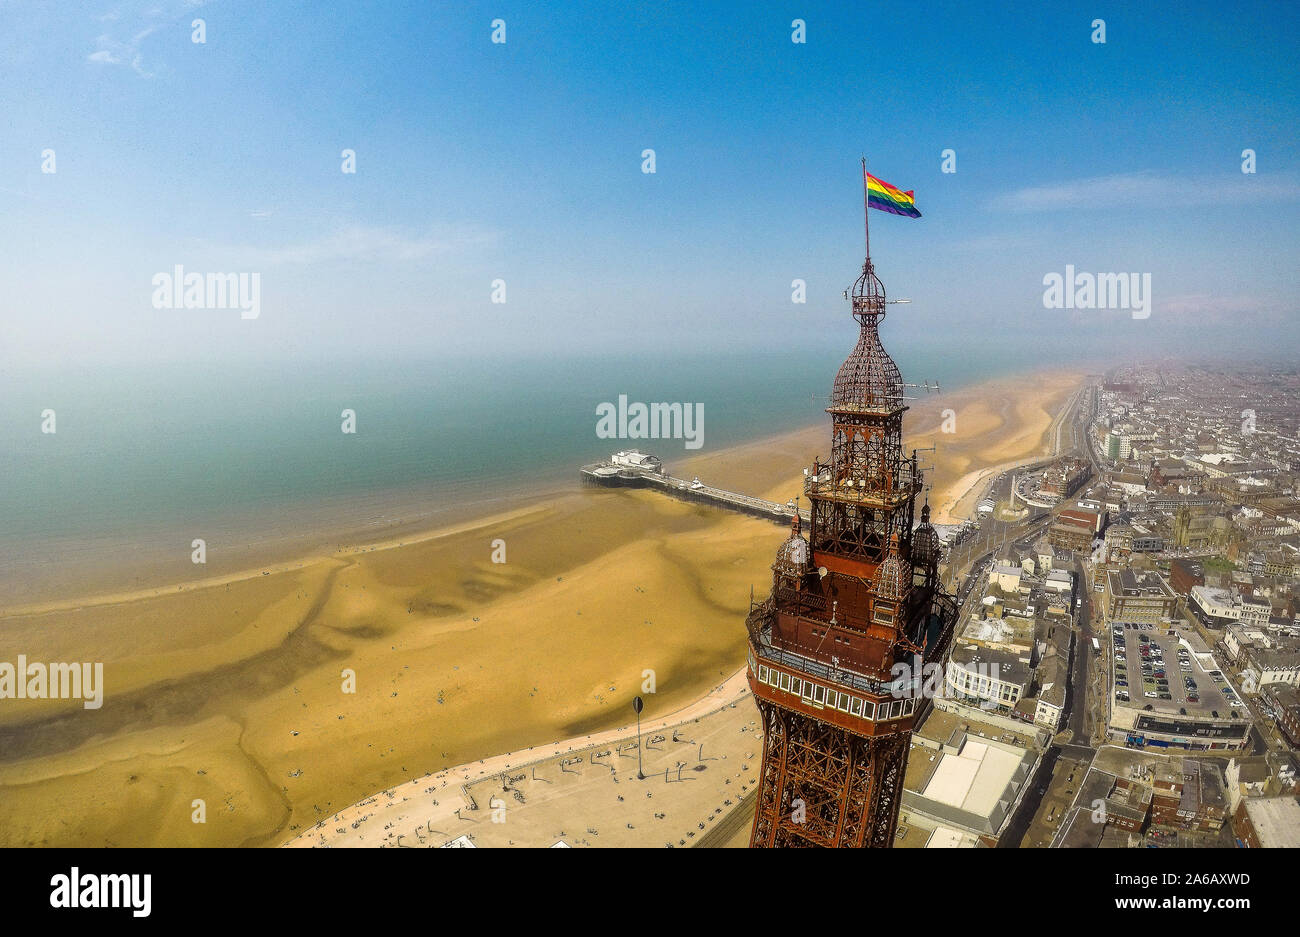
xmin=1108 ymin=568 xmax=1174 ymax=598
xmin=1242 ymin=796 xmax=1300 ymax=849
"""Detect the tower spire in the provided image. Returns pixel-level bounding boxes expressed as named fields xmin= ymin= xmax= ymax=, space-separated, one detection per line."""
xmin=743 ymin=161 xmax=957 ymax=849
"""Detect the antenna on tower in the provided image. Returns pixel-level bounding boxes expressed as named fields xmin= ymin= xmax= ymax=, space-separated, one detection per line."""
xmin=901 ymin=380 xmax=941 ymax=394
xmin=842 ymin=293 xmax=913 ymax=304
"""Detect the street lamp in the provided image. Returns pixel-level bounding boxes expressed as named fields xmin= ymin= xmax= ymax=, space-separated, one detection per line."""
xmin=632 ymin=695 xmax=645 ymax=780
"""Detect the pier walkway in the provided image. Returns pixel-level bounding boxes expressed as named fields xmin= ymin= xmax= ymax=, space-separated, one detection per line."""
xmin=580 ymin=460 xmax=810 ymax=526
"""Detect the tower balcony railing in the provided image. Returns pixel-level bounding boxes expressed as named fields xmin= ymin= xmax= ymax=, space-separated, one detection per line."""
xmin=770 ymin=580 xmax=936 ymax=642
xmin=803 ymin=463 xmax=921 ymax=507
xmin=747 ymin=586 xmax=958 ymax=693
xmin=769 ymin=583 xmax=877 ymax=631
xmin=745 ymin=601 xmax=900 ymax=697
xmin=824 ymin=397 xmax=907 ymax=416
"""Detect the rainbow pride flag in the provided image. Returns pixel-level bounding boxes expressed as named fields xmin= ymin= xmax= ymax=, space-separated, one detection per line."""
xmin=866 ymin=173 xmax=921 ymax=218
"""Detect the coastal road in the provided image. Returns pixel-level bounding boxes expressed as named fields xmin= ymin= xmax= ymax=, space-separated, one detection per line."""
xmin=998 ymin=563 xmax=1100 ymax=847
xmin=998 ymin=396 xmax=1106 ymax=847
xmin=1066 ymin=556 xmax=1098 ymax=742
xmin=998 ymin=745 xmax=1062 ymax=848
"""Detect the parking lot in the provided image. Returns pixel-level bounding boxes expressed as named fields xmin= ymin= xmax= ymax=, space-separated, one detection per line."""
xmin=1108 ymin=623 xmax=1242 ymax=718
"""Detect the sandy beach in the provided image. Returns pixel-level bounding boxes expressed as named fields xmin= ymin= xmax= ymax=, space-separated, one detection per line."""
xmin=0 ymin=367 xmax=1081 ymax=847
xmin=283 ymin=667 xmax=755 ymax=848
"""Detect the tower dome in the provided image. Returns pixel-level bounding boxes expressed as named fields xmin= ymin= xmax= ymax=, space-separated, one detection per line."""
xmin=873 ymin=551 xmax=912 ymax=601
xmin=831 ymin=261 xmax=903 ymax=410
xmin=773 ymin=513 xmax=810 ymax=578
xmin=911 ymin=502 xmax=941 ymax=568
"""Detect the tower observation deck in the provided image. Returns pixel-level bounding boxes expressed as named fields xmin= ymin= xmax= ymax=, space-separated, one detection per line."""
xmin=745 ymin=163 xmax=957 ymax=848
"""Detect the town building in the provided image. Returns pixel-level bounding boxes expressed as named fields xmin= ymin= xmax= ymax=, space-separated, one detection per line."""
xmin=1233 ymin=795 xmax=1300 ymax=848
xmin=1105 ymin=569 xmax=1177 ymax=623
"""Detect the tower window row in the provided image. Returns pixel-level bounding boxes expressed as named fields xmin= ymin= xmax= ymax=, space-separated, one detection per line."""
xmin=753 ymin=662 xmax=916 ymax=722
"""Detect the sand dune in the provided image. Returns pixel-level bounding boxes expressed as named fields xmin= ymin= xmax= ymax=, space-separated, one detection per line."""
xmin=0 ymin=369 xmax=1080 ymax=847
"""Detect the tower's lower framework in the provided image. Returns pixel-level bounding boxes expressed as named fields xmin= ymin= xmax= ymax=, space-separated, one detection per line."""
xmin=749 ymin=702 xmax=909 ymax=848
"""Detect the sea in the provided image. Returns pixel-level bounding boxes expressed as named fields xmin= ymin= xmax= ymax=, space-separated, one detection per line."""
xmin=0 ymin=340 xmax=1081 ymax=602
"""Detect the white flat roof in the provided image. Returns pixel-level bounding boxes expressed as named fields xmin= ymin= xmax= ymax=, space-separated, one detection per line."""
xmin=921 ymin=739 xmax=1023 ymax=819
xmin=925 ymin=825 xmax=970 ymax=848
xmin=1244 ymin=797 xmax=1300 ymax=849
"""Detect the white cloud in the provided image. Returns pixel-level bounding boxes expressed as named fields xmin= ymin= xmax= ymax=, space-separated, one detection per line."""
xmin=86 ymin=2 xmax=201 ymax=77
xmin=992 ymin=172 xmax=1300 ymax=212
xmin=87 ymin=30 xmax=156 ymax=77
xmin=220 ymin=224 xmax=500 ymax=266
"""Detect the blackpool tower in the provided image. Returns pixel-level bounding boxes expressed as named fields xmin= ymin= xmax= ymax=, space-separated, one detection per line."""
xmin=745 ymin=162 xmax=958 ymax=848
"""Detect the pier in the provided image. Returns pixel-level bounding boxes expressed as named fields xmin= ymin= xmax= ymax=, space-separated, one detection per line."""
xmin=581 ymin=450 xmax=964 ymax=544
xmin=580 ymin=451 xmax=809 ymax=526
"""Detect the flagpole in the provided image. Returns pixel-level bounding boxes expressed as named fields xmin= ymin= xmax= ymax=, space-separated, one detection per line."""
xmin=861 ymin=156 xmax=871 ymax=267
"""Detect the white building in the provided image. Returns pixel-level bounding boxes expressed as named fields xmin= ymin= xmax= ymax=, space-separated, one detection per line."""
xmin=611 ymin=450 xmax=661 ymax=471
xmin=1035 ymin=695 xmax=1065 ymax=731
xmin=946 ymin=645 xmax=1031 ymax=709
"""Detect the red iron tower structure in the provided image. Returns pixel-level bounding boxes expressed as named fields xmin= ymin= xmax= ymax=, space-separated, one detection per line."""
xmin=745 ymin=163 xmax=958 ymax=848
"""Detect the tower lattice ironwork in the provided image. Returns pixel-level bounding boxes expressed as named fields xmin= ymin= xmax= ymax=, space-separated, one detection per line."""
xmin=745 ymin=163 xmax=957 ymax=848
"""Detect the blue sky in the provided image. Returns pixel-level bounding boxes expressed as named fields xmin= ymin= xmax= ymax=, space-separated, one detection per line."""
xmin=1 ymin=0 xmax=1298 ymax=368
